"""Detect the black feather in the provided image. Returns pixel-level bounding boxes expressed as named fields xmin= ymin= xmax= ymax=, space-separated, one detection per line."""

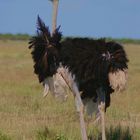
xmin=29 ymin=18 xmax=128 ymax=110
xmin=60 ymin=38 xmax=128 ymax=109
xmin=29 ymin=16 xmax=62 ymax=82
xmin=52 ymin=25 xmax=62 ymax=43
xmin=37 ymin=16 xmax=51 ymax=44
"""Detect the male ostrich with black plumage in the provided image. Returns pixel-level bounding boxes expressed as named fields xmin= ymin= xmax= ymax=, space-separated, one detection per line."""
xmin=29 ymin=17 xmax=128 ymax=140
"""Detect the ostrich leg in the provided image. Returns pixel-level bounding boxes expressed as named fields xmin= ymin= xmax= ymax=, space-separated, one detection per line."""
xmin=99 ymin=101 xmax=106 ymax=140
xmin=58 ymin=68 xmax=88 ymax=140
xmin=97 ymin=88 xmax=106 ymax=140
xmin=73 ymin=84 xmax=88 ymax=140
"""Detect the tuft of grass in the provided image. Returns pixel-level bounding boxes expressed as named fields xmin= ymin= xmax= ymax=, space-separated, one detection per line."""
xmin=88 ymin=125 xmax=134 ymax=140
xmin=36 ymin=127 xmax=50 ymax=140
xmin=106 ymin=125 xmax=133 ymax=140
xmin=88 ymin=126 xmax=101 ymax=140
xmin=36 ymin=127 xmax=68 ymax=140
xmin=55 ymin=134 xmax=68 ymax=140
xmin=0 ymin=131 xmax=11 ymax=140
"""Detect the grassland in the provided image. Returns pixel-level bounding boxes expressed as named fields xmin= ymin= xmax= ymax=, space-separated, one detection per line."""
xmin=0 ymin=40 xmax=140 ymax=140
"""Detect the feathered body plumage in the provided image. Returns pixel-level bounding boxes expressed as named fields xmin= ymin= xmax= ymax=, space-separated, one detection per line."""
xmin=29 ymin=17 xmax=128 ymax=111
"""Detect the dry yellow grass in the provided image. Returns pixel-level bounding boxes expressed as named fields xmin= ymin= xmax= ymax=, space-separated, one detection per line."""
xmin=0 ymin=40 xmax=140 ymax=140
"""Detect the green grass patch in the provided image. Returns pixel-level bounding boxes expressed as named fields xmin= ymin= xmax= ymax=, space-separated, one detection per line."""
xmin=0 ymin=131 xmax=11 ymax=140
xmin=36 ymin=127 xmax=68 ymax=140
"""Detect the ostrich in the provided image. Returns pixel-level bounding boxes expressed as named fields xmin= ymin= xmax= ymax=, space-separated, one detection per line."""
xmin=29 ymin=16 xmax=128 ymax=140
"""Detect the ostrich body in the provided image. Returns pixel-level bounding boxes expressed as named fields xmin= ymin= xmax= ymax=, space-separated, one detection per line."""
xmin=29 ymin=17 xmax=128 ymax=140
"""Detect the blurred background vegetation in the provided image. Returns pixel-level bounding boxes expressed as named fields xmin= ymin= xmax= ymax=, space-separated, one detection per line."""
xmin=0 ymin=33 xmax=140 ymax=44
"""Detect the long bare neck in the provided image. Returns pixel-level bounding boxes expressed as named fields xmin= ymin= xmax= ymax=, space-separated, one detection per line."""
xmin=52 ymin=0 xmax=59 ymax=34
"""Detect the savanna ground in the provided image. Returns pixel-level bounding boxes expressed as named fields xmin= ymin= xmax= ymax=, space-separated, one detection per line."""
xmin=0 ymin=40 xmax=140 ymax=140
